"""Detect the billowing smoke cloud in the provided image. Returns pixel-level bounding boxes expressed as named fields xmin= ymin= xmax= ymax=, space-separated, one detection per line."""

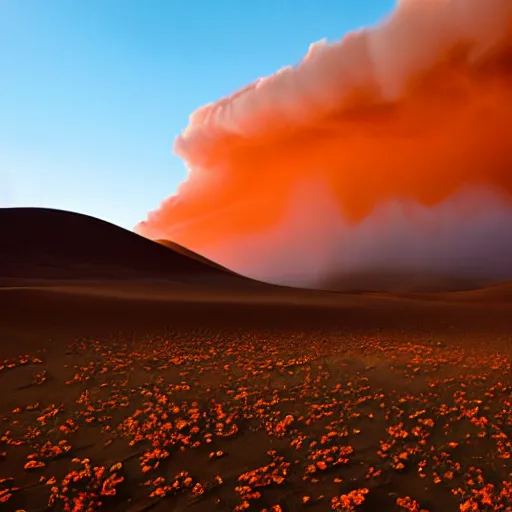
xmin=136 ymin=0 xmax=512 ymax=291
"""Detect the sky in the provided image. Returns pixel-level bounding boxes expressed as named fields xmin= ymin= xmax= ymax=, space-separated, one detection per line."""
xmin=1 ymin=0 xmax=395 ymax=231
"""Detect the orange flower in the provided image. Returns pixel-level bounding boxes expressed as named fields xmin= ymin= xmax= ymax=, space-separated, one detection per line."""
xmin=192 ymin=483 xmax=205 ymax=496
xmin=24 ymin=460 xmax=45 ymax=470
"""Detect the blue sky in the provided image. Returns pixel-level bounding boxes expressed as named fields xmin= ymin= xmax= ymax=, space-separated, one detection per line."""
xmin=1 ymin=0 xmax=395 ymax=230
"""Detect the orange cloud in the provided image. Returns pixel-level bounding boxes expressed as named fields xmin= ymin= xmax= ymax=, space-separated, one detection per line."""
xmin=136 ymin=0 xmax=512 ymax=289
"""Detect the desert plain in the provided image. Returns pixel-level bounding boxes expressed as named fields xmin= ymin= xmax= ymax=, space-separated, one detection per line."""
xmin=1 ymin=208 xmax=512 ymax=512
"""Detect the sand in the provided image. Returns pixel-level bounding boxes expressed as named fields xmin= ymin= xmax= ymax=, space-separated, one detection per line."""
xmin=2 ymin=207 xmax=512 ymax=511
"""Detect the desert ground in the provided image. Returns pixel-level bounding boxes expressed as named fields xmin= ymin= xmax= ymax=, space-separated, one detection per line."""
xmin=2 ymin=208 xmax=512 ymax=512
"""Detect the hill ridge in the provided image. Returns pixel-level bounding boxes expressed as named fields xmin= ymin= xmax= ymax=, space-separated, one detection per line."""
xmin=0 ymin=207 xmax=246 ymax=282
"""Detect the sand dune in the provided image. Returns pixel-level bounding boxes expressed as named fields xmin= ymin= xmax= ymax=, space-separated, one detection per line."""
xmin=155 ymin=239 xmax=234 ymax=273
xmin=440 ymin=282 xmax=512 ymax=303
xmin=2 ymin=207 xmax=512 ymax=300
xmin=0 ymin=208 xmax=251 ymax=285
xmin=318 ymin=270 xmax=506 ymax=294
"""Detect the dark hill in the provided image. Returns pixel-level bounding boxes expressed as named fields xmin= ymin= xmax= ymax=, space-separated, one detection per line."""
xmin=155 ymin=239 xmax=233 ymax=273
xmin=0 ymin=207 xmax=249 ymax=283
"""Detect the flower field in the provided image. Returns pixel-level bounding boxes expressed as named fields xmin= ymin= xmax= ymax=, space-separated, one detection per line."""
xmin=1 ymin=329 xmax=512 ymax=511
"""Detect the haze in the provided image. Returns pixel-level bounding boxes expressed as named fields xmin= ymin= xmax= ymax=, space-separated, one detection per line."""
xmin=136 ymin=0 xmax=512 ymax=290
